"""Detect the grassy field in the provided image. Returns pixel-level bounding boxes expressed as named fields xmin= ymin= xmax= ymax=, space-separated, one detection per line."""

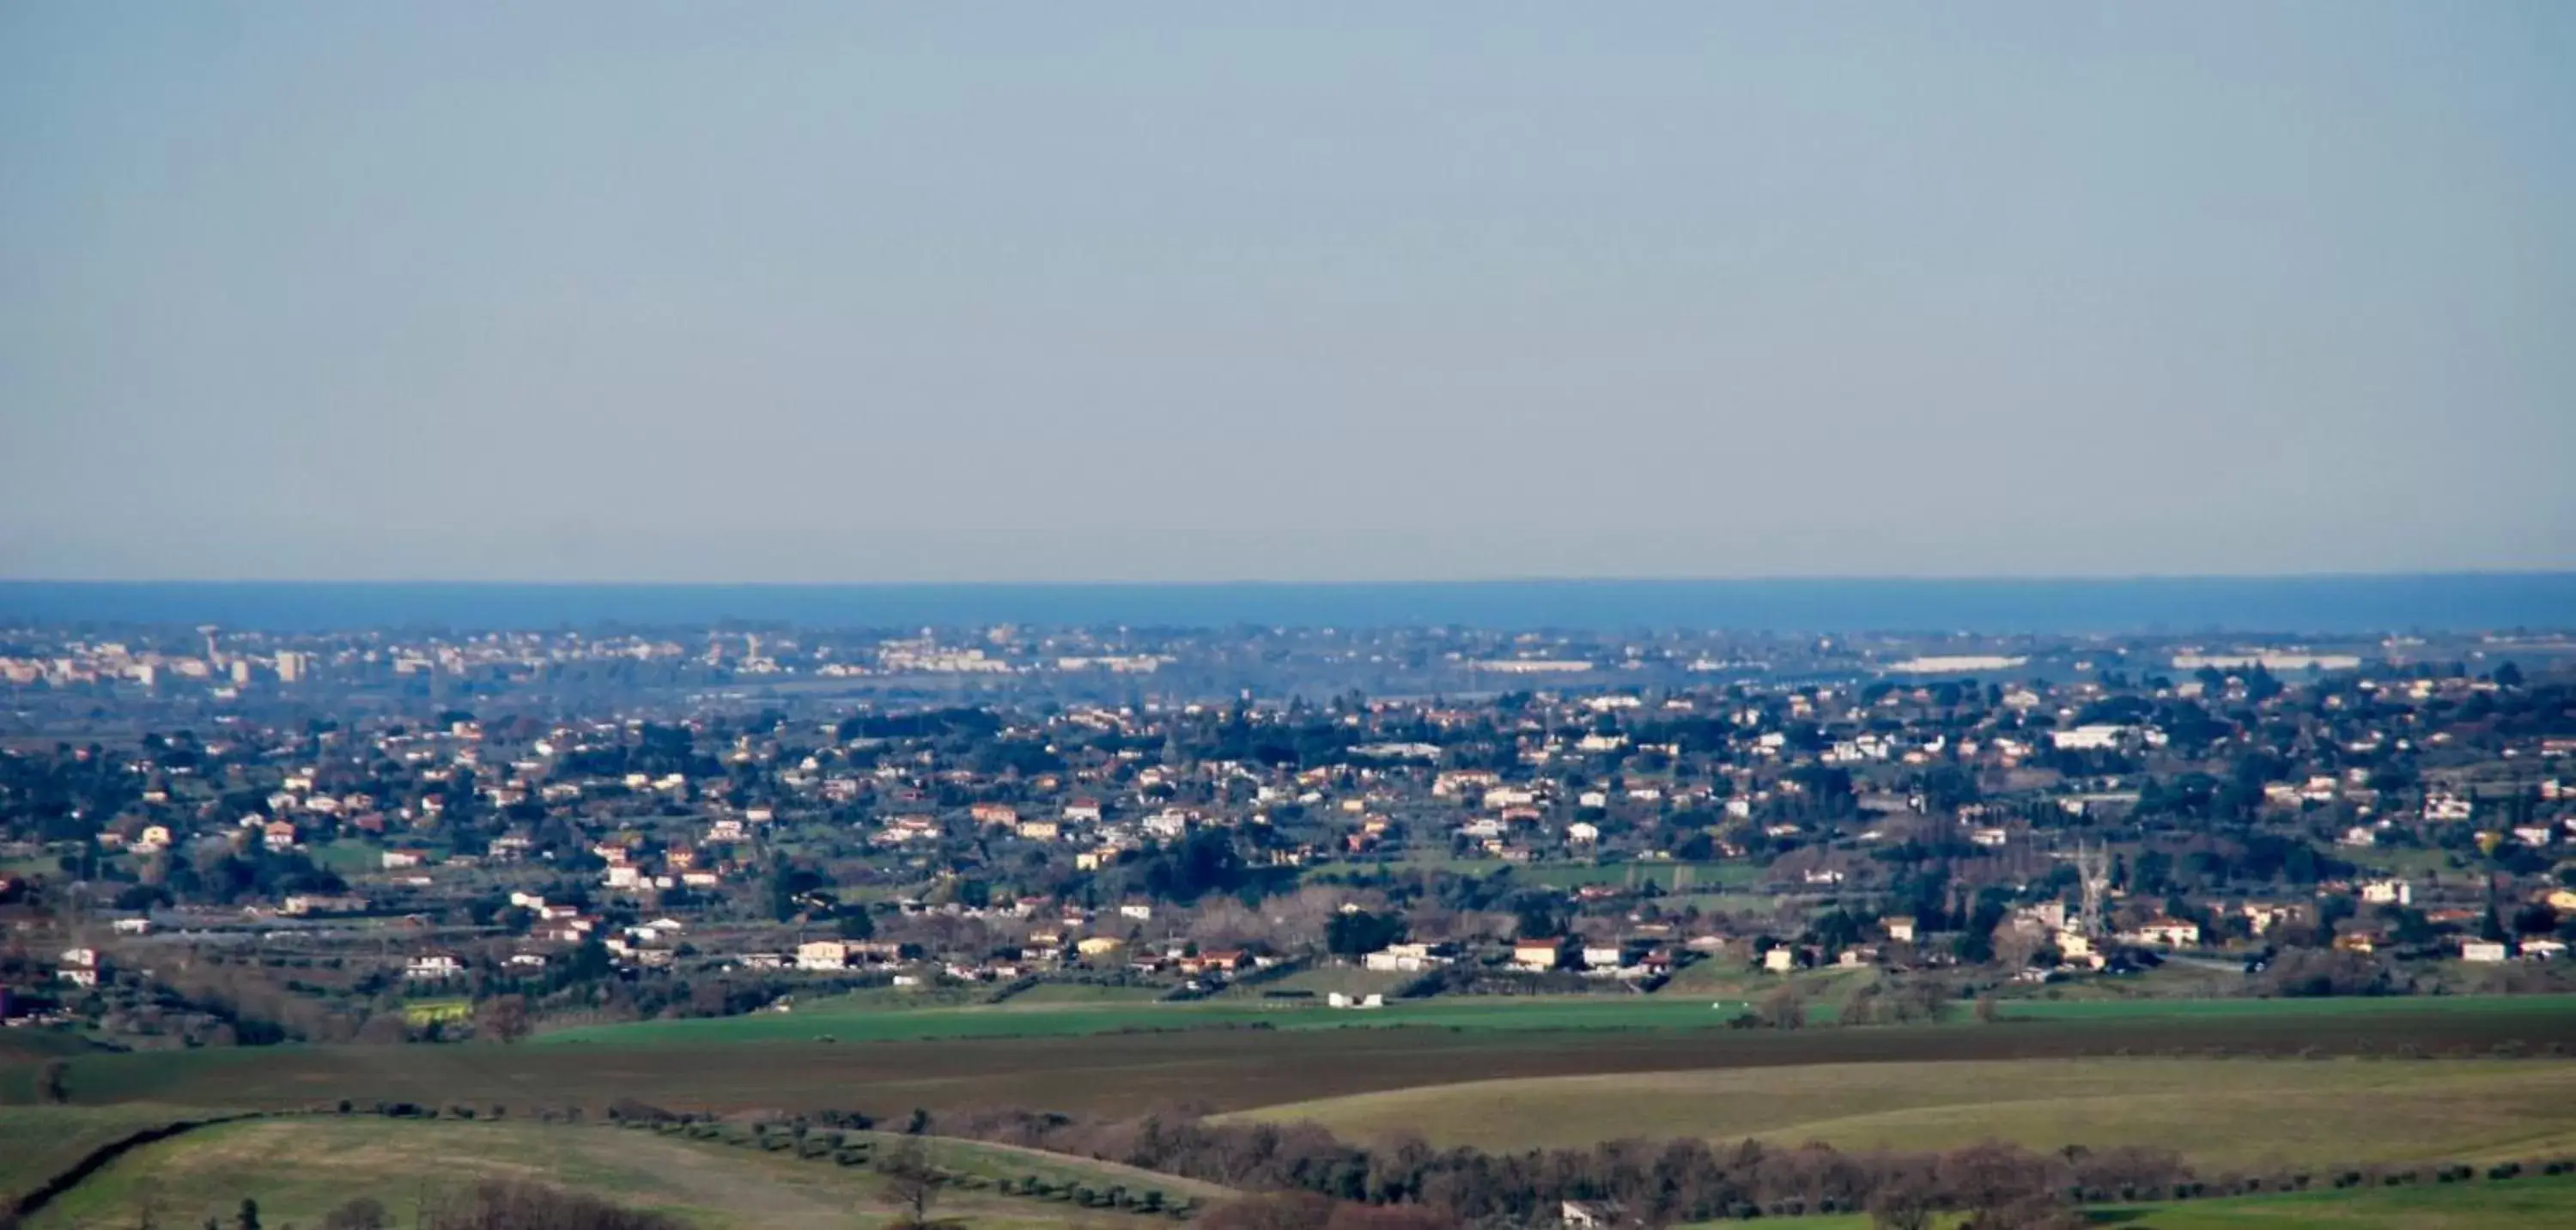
xmin=848 ymin=1130 xmax=1231 ymax=1201
xmin=7 ymin=995 xmax=2570 ymax=1123
xmin=0 ymin=1031 xmax=96 ymax=1063
xmin=1212 ymin=966 xmax=1417 ymax=1001
xmin=1230 ymin=1057 xmax=2576 ymax=1170
xmin=525 ymin=989 xmax=2576 ymax=1047
xmin=526 ymin=994 xmax=1777 ymax=1046
xmin=1991 ymin=995 xmax=2576 ymax=1022
xmin=2082 ymin=1173 xmax=2576 ymax=1228
xmin=403 ymin=997 xmax=474 ymax=1026
xmin=0 ymin=1105 xmax=223 ymax=1207
xmin=305 ymin=839 xmax=387 ymax=874
xmin=1672 ymin=1174 xmax=2576 ymax=1230
xmin=995 ymin=983 xmax=1174 ymax=1006
xmin=17 ymin=1115 xmax=1206 ymax=1230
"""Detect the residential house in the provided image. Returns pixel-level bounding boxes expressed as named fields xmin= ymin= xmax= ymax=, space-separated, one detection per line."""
xmin=797 ymin=940 xmax=854 ymax=971
xmin=406 ymin=953 xmax=465 ymax=981
xmin=1364 ymin=942 xmax=1454 ymax=973
xmin=1581 ymin=944 xmax=1628 ymax=971
xmin=1512 ymin=939 xmax=1564 ymax=972
xmin=2123 ymin=917 xmax=2202 ymax=947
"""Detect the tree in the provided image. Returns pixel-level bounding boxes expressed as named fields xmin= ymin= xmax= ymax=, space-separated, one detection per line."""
xmin=1759 ymin=984 xmax=1807 ymax=1030
xmin=322 ymin=1197 xmax=391 ymax=1230
xmin=1326 ymin=910 xmax=1405 ymax=959
xmin=1866 ymin=1182 xmax=1934 ymax=1230
xmin=882 ymin=1136 xmax=940 ymax=1228
xmin=1512 ymin=898 xmax=1563 ymax=941
xmin=475 ymin=994 xmax=533 ymax=1044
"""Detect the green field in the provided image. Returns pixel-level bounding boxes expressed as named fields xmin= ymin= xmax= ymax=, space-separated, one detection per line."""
xmin=15 ymin=1114 xmax=1208 ymax=1230
xmin=1674 ymin=1174 xmax=2576 ymax=1230
xmin=2084 ymin=1174 xmax=2576 ymax=1229
xmin=304 ymin=839 xmax=387 ymax=874
xmin=403 ymin=997 xmax=474 ymax=1026
xmin=1211 ymin=965 xmax=1416 ymax=1001
xmin=1231 ymin=1057 xmax=2576 ymax=1170
xmin=1993 ymin=994 xmax=2576 ymax=1023
xmin=10 ymin=995 xmax=2573 ymax=1131
xmin=993 ymin=983 xmax=1173 ymax=1007
xmin=850 ymin=1130 xmax=1230 ymax=1201
xmin=529 ymin=993 xmax=1778 ymax=1046
xmin=526 ymin=988 xmax=2576 ymax=1048
xmin=0 ymin=1105 xmax=223 ymax=1206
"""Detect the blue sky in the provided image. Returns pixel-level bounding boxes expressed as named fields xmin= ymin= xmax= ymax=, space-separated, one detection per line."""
xmin=3 ymin=3 xmax=2570 ymax=582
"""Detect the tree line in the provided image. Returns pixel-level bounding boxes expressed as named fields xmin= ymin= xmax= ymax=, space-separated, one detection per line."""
xmin=929 ymin=1105 xmax=2206 ymax=1227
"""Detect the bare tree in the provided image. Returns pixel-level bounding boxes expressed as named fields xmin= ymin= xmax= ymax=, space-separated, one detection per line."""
xmin=475 ymin=994 xmax=533 ymax=1044
xmin=881 ymin=1136 xmax=941 ymax=1228
xmin=1759 ymin=984 xmax=1807 ymax=1030
xmin=320 ymin=1197 xmax=388 ymax=1230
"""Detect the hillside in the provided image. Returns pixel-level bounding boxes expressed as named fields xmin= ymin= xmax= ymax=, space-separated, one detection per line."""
xmin=1230 ymin=1056 xmax=2576 ymax=1170
xmin=15 ymin=1113 xmax=1220 ymax=1230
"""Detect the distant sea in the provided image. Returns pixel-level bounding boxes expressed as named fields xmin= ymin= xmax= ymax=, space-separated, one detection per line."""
xmin=1 ymin=575 xmax=2570 ymax=635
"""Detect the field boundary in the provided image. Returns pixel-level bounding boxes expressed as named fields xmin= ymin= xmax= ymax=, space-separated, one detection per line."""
xmin=14 ymin=1105 xmax=1218 ymax=1226
xmin=6 ymin=1111 xmax=267 ymax=1222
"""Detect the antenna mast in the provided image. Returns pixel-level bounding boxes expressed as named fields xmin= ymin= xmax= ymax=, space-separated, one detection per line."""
xmin=2075 ymin=840 xmax=2111 ymax=937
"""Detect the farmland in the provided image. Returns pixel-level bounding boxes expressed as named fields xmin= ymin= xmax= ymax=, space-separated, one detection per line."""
xmin=13 ymin=1114 xmax=1201 ymax=1230
xmin=523 ymin=988 xmax=2576 ymax=1048
xmin=2069 ymin=1174 xmax=2576 ymax=1229
xmin=9 ymin=994 xmax=2571 ymax=1122
xmin=1671 ymin=1175 xmax=2576 ymax=1230
xmin=1230 ymin=1056 xmax=2576 ymax=1168
xmin=0 ymin=1105 xmax=222 ymax=1208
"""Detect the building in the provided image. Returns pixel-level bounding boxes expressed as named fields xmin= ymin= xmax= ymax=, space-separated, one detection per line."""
xmin=405 ymin=954 xmax=465 ymax=981
xmin=1363 ymin=942 xmax=1453 ymax=973
xmin=1512 ymin=939 xmax=1564 ymax=972
xmin=2123 ymin=918 xmax=2202 ymax=947
xmin=796 ymin=941 xmax=854 ymax=971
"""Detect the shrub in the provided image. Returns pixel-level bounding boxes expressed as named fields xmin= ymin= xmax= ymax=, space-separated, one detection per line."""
xmin=419 ymin=1180 xmax=682 ymax=1230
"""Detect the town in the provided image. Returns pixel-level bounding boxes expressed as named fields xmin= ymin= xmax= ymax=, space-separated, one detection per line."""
xmin=5 ymin=619 xmax=2572 ymax=1048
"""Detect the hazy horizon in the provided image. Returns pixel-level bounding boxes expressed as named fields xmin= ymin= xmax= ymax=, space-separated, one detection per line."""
xmin=6 ymin=3 xmax=2572 ymax=584
xmin=9 ymin=574 xmax=2574 ymax=636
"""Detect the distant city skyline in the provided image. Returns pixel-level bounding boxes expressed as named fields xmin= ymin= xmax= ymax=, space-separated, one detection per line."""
xmin=4 ymin=3 xmax=2572 ymax=583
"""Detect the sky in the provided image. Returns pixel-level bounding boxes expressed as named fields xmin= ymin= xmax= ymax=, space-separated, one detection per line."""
xmin=3 ymin=3 xmax=2571 ymax=584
